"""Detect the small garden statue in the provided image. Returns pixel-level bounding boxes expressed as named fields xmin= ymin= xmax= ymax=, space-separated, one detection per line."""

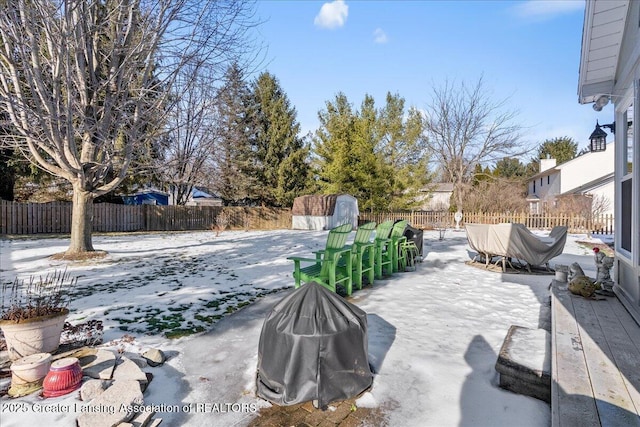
xmin=593 ymin=247 xmax=614 ymax=292
xmin=568 ymin=262 xmax=585 ymax=281
xmin=454 ymin=211 xmax=463 ymax=231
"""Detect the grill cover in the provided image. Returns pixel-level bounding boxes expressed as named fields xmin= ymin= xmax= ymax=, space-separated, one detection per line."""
xmin=256 ymin=282 xmax=373 ymax=408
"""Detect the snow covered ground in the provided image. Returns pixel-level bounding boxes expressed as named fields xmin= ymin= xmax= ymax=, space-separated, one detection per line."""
xmin=0 ymin=228 xmax=609 ymax=426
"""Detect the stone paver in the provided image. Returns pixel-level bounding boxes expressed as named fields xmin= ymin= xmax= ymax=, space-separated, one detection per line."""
xmin=248 ymin=394 xmax=390 ymax=427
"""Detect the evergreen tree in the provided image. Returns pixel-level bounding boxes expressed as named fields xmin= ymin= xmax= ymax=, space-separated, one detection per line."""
xmin=537 ymin=137 xmax=578 ymax=164
xmin=251 ymin=72 xmax=310 ymax=207
xmin=313 ymin=93 xmax=358 ymax=194
xmin=313 ymin=92 xmax=430 ymax=211
xmin=212 ymin=63 xmax=259 ymax=205
xmin=377 ymin=93 xmax=430 ymax=210
xmin=471 ymin=164 xmax=493 ymax=186
xmin=349 ymin=95 xmax=387 ymax=210
xmin=493 ymin=157 xmax=527 ymax=178
xmin=525 ymin=136 xmax=578 ymax=177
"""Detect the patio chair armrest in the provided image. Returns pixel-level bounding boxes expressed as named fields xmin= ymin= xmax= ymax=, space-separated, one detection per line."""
xmin=287 ymin=256 xmax=322 ymax=264
xmin=352 ymin=242 xmax=375 ymax=252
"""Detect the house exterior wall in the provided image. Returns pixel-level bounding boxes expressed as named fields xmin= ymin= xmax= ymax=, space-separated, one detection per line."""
xmin=608 ymin=0 xmax=640 ymax=323
xmin=558 ymin=145 xmax=615 ymax=193
xmin=589 ymin=180 xmax=615 ymax=216
xmin=528 ymin=171 xmax=561 ymax=205
xmin=420 ymin=191 xmax=452 ymax=211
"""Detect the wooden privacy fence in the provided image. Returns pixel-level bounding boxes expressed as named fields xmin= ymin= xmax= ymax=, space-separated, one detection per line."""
xmin=359 ymin=211 xmax=615 ymax=235
xmin=0 ymin=200 xmax=292 ymax=235
xmin=0 ymin=200 xmax=613 ymax=235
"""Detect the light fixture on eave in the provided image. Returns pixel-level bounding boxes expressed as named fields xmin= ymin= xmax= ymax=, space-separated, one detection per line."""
xmin=592 ymin=95 xmax=610 ymax=112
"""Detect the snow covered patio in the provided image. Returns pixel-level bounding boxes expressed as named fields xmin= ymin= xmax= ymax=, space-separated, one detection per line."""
xmin=0 ymin=228 xmax=608 ymax=426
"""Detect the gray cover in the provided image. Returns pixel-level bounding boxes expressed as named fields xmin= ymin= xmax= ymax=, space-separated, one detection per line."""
xmin=465 ymin=223 xmax=567 ymax=267
xmin=256 ymin=282 xmax=373 ymax=408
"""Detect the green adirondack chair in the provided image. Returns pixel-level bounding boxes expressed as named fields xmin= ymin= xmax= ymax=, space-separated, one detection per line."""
xmin=288 ymin=223 xmax=354 ymax=295
xmin=374 ymin=220 xmax=395 ymax=279
xmin=345 ymin=221 xmax=376 ymax=290
xmin=390 ymin=220 xmax=408 ymax=272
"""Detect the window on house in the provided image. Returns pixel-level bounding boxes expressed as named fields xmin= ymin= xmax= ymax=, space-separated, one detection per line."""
xmin=533 ymin=181 xmax=536 ymax=193
xmin=540 ymin=178 xmax=543 ymax=186
xmin=625 ymin=105 xmax=634 ymax=175
xmin=547 ymin=176 xmax=550 ymax=185
xmin=620 ymin=100 xmax=634 ymax=253
xmin=621 ymin=178 xmax=632 ymax=252
xmin=530 ymin=202 xmax=539 ymax=215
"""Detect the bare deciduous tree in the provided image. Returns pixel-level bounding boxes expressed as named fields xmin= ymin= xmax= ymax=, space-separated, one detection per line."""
xmin=424 ymin=77 xmax=526 ymax=211
xmin=0 ymin=0 xmax=258 ymax=256
xmin=160 ymin=64 xmax=220 ymax=205
xmin=459 ymin=178 xmax=529 ymax=213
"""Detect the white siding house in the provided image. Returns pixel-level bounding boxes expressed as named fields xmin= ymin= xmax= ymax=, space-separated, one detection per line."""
xmin=578 ymin=0 xmax=639 ymax=323
xmin=419 ymin=183 xmax=454 ymax=211
xmin=526 ymin=144 xmax=615 ymax=215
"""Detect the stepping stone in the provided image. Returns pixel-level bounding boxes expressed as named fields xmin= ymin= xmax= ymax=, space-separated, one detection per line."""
xmin=495 ymin=325 xmax=551 ymax=403
xmin=142 ymin=348 xmax=166 ymax=367
xmin=82 ymin=349 xmax=117 ymax=380
xmin=77 ymin=380 xmax=143 ymax=427
xmin=80 ymin=379 xmax=110 ymax=401
xmin=112 ymin=357 xmax=148 ymax=391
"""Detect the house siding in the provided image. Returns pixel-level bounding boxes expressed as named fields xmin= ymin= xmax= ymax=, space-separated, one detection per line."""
xmin=526 ymin=151 xmax=612 ymax=213
xmin=559 ymin=144 xmax=615 ymax=194
xmin=584 ymin=0 xmax=640 ymax=323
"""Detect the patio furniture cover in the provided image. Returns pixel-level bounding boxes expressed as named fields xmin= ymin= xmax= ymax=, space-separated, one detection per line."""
xmin=256 ymin=282 xmax=373 ymax=408
xmin=403 ymin=223 xmax=424 ymax=257
xmin=465 ymin=223 xmax=567 ymax=267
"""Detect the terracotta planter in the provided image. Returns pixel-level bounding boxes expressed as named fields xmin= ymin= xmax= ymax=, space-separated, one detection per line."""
xmin=43 ymin=357 xmax=83 ymax=398
xmin=10 ymin=353 xmax=52 ymax=386
xmin=0 ymin=309 xmax=68 ymax=361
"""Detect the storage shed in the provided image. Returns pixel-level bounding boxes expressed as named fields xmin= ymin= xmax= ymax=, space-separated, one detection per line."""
xmin=291 ymin=194 xmax=359 ymax=230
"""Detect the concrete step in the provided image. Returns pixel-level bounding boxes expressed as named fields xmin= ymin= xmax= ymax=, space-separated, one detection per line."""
xmin=495 ymin=325 xmax=551 ymax=403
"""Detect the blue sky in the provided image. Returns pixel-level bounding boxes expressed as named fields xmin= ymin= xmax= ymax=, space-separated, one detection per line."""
xmin=253 ymin=0 xmax=614 ymax=159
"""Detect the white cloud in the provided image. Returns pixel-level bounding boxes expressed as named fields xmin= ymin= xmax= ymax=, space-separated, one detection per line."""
xmin=373 ymin=28 xmax=388 ymax=44
xmin=513 ymin=0 xmax=584 ymax=20
xmin=314 ymin=0 xmax=349 ymax=29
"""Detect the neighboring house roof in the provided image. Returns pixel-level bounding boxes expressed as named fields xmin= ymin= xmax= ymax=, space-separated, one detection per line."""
xmin=528 ymin=142 xmax=615 ymax=181
xmin=577 ymin=0 xmax=630 ymax=104
xmin=123 ymin=188 xmax=169 ymax=196
xmin=192 ymin=188 xmax=219 ymax=199
xmin=121 ymin=188 xmax=169 ymax=205
xmin=529 ymin=166 xmax=560 ymax=181
xmin=432 ymin=183 xmax=454 ymax=192
xmin=562 ymin=172 xmax=614 ymax=195
xmin=529 ymin=148 xmax=609 ymax=180
xmin=420 ymin=183 xmax=454 ymax=193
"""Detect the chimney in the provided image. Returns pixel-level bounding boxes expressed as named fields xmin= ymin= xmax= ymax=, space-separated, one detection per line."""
xmin=540 ymin=158 xmax=556 ymax=173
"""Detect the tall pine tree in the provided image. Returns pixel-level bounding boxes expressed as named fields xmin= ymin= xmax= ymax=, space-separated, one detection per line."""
xmin=377 ymin=93 xmax=431 ymax=210
xmin=313 ymin=92 xmax=430 ymax=211
xmin=313 ymin=93 xmax=359 ymax=195
xmin=212 ymin=63 xmax=259 ymax=205
xmin=251 ymin=72 xmax=310 ymax=207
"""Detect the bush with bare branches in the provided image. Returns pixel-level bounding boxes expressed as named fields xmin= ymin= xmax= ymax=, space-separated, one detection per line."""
xmin=211 ymin=209 xmax=231 ymax=237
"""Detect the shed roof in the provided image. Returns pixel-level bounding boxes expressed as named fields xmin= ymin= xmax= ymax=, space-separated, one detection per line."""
xmin=292 ymin=194 xmax=341 ymax=216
